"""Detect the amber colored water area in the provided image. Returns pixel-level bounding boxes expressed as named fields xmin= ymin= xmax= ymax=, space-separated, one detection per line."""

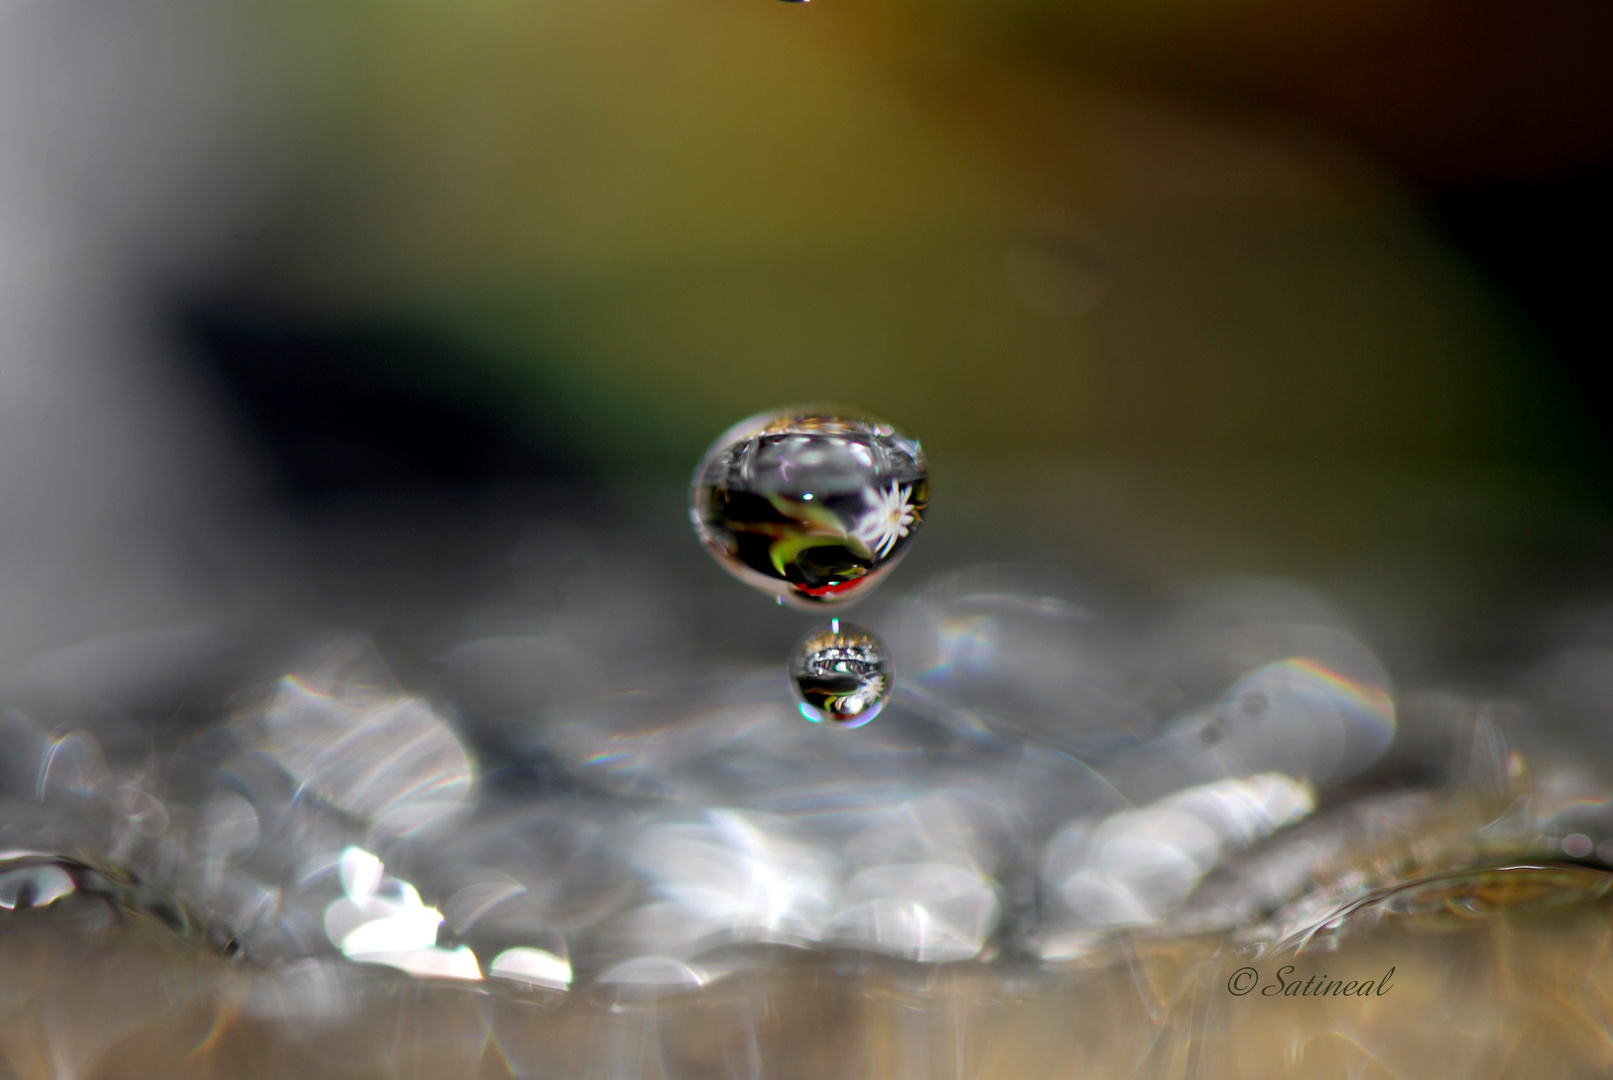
xmin=2 ymin=874 xmax=1610 ymax=1080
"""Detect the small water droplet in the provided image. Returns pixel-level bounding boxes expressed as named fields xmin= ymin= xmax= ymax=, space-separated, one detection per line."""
xmin=790 ymin=622 xmax=892 ymax=727
xmin=691 ymin=408 xmax=927 ymax=609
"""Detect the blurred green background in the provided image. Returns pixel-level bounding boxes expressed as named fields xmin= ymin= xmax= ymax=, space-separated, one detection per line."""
xmin=187 ymin=0 xmax=1613 ymax=646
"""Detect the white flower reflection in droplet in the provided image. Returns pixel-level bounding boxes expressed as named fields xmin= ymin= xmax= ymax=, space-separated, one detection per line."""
xmin=852 ymin=482 xmax=917 ymax=559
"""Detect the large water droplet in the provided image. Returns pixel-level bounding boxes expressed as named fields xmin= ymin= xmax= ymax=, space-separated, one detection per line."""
xmin=790 ymin=622 xmax=892 ymax=727
xmin=691 ymin=408 xmax=927 ymax=609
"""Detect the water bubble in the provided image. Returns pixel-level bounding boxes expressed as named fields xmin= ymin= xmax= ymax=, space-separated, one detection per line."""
xmin=894 ymin=566 xmax=1149 ymax=754
xmin=1563 ymin=832 xmax=1595 ymax=858
xmin=790 ymin=622 xmax=892 ymax=727
xmin=691 ymin=408 xmax=928 ymax=609
xmin=1152 ymin=657 xmax=1396 ymax=790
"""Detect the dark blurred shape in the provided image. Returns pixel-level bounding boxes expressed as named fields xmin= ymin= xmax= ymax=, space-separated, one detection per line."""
xmin=1435 ymin=170 xmax=1613 ymax=473
xmin=182 ymin=305 xmax=593 ymax=504
xmin=1034 ymin=0 xmax=1613 ymax=186
xmin=1008 ymin=0 xmax=1613 ymax=486
xmin=1190 ymin=0 xmax=1613 ymax=482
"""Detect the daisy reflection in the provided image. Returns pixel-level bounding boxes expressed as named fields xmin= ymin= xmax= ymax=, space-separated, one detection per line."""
xmin=853 ymin=483 xmax=917 ymax=558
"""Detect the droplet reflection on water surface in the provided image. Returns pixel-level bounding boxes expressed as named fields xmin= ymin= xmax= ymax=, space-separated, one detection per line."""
xmin=3 ymin=573 xmax=1613 ymax=1076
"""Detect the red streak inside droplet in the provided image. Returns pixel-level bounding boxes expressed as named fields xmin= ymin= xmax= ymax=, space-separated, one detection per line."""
xmin=796 ymin=579 xmax=863 ymax=598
